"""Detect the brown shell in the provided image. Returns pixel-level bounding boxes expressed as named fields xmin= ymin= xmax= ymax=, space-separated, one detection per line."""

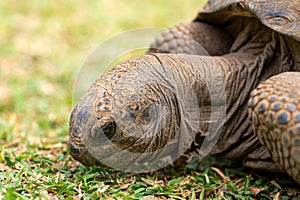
xmin=195 ymin=0 xmax=300 ymax=41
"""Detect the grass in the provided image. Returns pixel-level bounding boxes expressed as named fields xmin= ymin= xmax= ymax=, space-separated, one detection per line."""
xmin=0 ymin=0 xmax=299 ymax=199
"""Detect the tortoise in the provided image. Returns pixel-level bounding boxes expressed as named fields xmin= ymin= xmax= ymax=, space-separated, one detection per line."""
xmin=68 ymin=0 xmax=300 ymax=184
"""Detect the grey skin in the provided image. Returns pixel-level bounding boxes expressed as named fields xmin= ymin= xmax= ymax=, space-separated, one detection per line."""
xmin=69 ymin=0 xmax=300 ymax=184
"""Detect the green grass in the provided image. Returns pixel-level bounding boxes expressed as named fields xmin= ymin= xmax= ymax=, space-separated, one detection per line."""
xmin=0 ymin=0 xmax=299 ymax=199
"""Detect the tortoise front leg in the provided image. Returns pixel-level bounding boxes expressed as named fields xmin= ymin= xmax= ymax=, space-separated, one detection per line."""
xmin=148 ymin=22 xmax=233 ymax=56
xmin=248 ymin=72 xmax=300 ymax=184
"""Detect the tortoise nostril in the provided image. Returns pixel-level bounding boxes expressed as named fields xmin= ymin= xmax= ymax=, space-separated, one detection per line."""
xmin=102 ymin=122 xmax=116 ymax=139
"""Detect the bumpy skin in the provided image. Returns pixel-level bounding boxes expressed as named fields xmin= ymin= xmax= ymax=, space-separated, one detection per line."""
xmin=149 ymin=22 xmax=233 ymax=56
xmin=249 ymin=72 xmax=300 ymax=183
xmin=69 ymin=0 xmax=300 ymax=184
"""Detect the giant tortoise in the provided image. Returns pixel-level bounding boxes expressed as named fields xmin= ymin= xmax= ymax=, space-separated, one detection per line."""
xmin=68 ymin=0 xmax=300 ymax=184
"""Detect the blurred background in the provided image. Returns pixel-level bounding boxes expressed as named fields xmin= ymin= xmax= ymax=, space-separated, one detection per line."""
xmin=0 ymin=0 xmax=205 ymax=146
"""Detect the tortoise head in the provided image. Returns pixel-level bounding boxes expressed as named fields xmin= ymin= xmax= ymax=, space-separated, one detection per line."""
xmin=68 ymin=55 xmax=195 ymax=171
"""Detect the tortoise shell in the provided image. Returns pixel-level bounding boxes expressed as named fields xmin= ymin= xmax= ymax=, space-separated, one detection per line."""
xmin=195 ymin=0 xmax=300 ymax=41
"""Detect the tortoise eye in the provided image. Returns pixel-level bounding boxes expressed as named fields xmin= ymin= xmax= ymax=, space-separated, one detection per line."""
xmin=102 ymin=122 xmax=116 ymax=139
xmin=141 ymin=108 xmax=151 ymax=123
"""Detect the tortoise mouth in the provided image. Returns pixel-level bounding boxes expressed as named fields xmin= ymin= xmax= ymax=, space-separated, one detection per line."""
xmin=68 ymin=141 xmax=98 ymax=166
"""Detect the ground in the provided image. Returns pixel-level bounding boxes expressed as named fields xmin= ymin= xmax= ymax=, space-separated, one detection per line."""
xmin=0 ymin=0 xmax=299 ymax=199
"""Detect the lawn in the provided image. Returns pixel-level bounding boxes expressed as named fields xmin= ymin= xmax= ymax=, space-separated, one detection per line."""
xmin=0 ymin=0 xmax=299 ymax=199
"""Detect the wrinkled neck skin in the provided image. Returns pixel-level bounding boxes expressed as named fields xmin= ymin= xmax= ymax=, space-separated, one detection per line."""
xmin=201 ymin=19 xmax=295 ymax=160
xmin=287 ymin=36 xmax=300 ymax=71
xmin=175 ymin=19 xmax=297 ymax=164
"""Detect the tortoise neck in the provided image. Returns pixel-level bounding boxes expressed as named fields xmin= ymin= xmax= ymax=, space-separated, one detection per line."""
xmin=286 ymin=36 xmax=300 ymax=71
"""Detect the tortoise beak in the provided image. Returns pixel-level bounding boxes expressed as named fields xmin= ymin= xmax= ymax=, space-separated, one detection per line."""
xmin=68 ymin=142 xmax=98 ymax=166
xmin=68 ymin=118 xmax=98 ymax=166
xmin=68 ymin=95 xmax=115 ymax=166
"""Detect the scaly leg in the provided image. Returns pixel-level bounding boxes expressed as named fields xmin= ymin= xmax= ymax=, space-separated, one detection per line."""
xmin=249 ymin=72 xmax=300 ymax=184
xmin=148 ymin=22 xmax=233 ymax=56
